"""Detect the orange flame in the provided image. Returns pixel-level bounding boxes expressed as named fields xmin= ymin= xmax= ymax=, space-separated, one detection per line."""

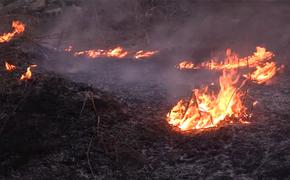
xmin=134 ymin=50 xmax=159 ymax=59
xmin=0 ymin=21 xmax=25 ymax=43
xmin=177 ymin=47 xmax=274 ymax=70
xmin=177 ymin=47 xmax=280 ymax=84
xmin=244 ymin=62 xmax=277 ymax=84
xmin=74 ymin=46 xmax=128 ymax=59
xmin=20 ymin=65 xmax=37 ymax=81
xmin=167 ymin=70 xmax=245 ymax=130
xmin=5 ymin=62 xmax=16 ymax=72
xmin=169 ymin=47 xmax=282 ymax=131
xmin=177 ymin=60 xmax=196 ymax=70
xmin=67 ymin=46 xmax=158 ymax=59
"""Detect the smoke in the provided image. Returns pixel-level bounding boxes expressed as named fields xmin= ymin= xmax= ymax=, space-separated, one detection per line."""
xmin=40 ymin=0 xmax=290 ymax=102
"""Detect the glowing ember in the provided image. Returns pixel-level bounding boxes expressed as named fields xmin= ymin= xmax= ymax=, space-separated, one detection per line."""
xmin=0 ymin=21 xmax=25 ymax=43
xmin=167 ymin=70 xmax=245 ymax=130
xmin=5 ymin=62 xmax=16 ymax=72
xmin=177 ymin=60 xmax=196 ymax=70
xmin=134 ymin=50 xmax=159 ymax=59
xmin=20 ymin=65 xmax=37 ymax=81
xmin=168 ymin=47 xmax=282 ymax=131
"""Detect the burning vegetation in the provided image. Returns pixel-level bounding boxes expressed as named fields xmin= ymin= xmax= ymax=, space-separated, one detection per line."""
xmin=0 ymin=20 xmax=25 ymax=43
xmin=1 ymin=1 xmax=290 ymax=178
xmin=65 ymin=46 xmax=158 ymax=59
xmin=5 ymin=61 xmax=16 ymax=72
xmin=176 ymin=60 xmax=196 ymax=70
xmin=20 ymin=65 xmax=37 ymax=81
xmin=169 ymin=47 xmax=282 ymax=131
xmin=1 ymin=20 xmax=38 ymax=81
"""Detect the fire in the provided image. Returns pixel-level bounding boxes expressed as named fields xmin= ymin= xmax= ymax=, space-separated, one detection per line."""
xmin=134 ymin=50 xmax=159 ymax=59
xmin=0 ymin=20 xmax=25 ymax=43
xmin=106 ymin=47 xmax=128 ymax=58
xmin=67 ymin=46 xmax=158 ymax=59
xmin=168 ymin=47 xmax=282 ymax=131
xmin=64 ymin=45 xmax=73 ymax=52
xmin=244 ymin=62 xmax=277 ymax=84
xmin=177 ymin=47 xmax=274 ymax=70
xmin=167 ymin=70 xmax=245 ymax=130
xmin=5 ymin=62 xmax=16 ymax=72
xmin=177 ymin=60 xmax=196 ymax=70
xmin=20 ymin=65 xmax=37 ymax=81
xmin=177 ymin=47 xmax=280 ymax=84
xmin=73 ymin=47 xmax=128 ymax=59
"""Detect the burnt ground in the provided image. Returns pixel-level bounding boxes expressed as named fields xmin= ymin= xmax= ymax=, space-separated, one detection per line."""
xmin=1 ymin=39 xmax=289 ymax=179
xmin=1 ymin=1 xmax=290 ymax=179
xmin=42 ymin=46 xmax=290 ymax=179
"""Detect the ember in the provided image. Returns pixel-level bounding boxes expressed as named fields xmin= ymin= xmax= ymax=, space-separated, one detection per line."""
xmin=20 ymin=65 xmax=37 ymax=81
xmin=5 ymin=61 xmax=16 ymax=72
xmin=168 ymin=47 xmax=282 ymax=131
xmin=0 ymin=20 xmax=25 ymax=43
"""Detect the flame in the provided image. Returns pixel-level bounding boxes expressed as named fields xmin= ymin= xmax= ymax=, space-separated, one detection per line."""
xmin=244 ymin=62 xmax=277 ymax=84
xmin=177 ymin=47 xmax=280 ymax=84
xmin=67 ymin=46 xmax=158 ymax=59
xmin=168 ymin=46 xmax=282 ymax=131
xmin=134 ymin=50 xmax=159 ymax=59
xmin=167 ymin=70 xmax=245 ymax=130
xmin=20 ymin=65 xmax=37 ymax=81
xmin=5 ymin=62 xmax=16 ymax=72
xmin=177 ymin=47 xmax=274 ymax=70
xmin=177 ymin=60 xmax=196 ymax=70
xmin=0 ymin=21 xmax=25 ymax=43
xmin=74 ymin=47 xmax=128 ymax=59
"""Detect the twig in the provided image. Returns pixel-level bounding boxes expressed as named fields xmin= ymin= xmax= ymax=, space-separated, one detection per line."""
xmin=80 ymin=91 xmax=100 ymax=180
xmin=79 ymin=93 xmax=88 ymax=116
xmin=86 ymin=132 xmax=97 ymax=180
xmin=225 ymin=78 xmax=249 ymax=113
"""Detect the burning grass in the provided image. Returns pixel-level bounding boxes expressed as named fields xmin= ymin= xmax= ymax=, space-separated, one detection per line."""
xmin=5 ymin=62 xmax=16 ymax=72
xmin=0 ymin=21 xmax=25 ymax=43
xmin=20 ymin=65 xmax=38 ymax=81
xmin=168 ymin=47 xmax=283 ymax=131
xmin=65 ymin=46 xmax=159 ymax=60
